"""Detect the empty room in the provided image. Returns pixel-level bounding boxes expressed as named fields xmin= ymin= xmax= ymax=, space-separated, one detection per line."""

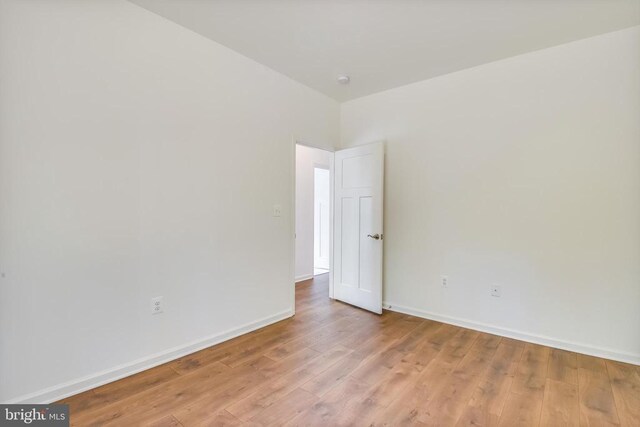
xmin=1 ymin=0 xmax=639 ymax=426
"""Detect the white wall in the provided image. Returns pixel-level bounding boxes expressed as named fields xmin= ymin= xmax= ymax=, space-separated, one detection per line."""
xmin=295 ymin=145 xmax=331 ymax=281
xmin=314 ymin=168 xmax=331 ymax=270
xmin=0 ymin=0 xmax=338 ymax=403
xmin=340 ymin=26 xmax=640 ymax=363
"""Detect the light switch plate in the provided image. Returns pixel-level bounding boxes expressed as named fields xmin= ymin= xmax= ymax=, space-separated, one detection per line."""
xmin=273 ymin=204 xmax=282 ymax=217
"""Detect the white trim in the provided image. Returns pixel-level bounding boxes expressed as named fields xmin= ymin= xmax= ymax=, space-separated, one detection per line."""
xmin=290 ymin=135 xmax=297 ymax=315
xmin=383 ymin=302 xmax=640 ymax=366
xmin=328 ymin=152 xmax=335 ymax=299
xmin=295 ymin=274 xmax=314 ymax=283
xmin=6 ymin=309 xmax=293 ymax=404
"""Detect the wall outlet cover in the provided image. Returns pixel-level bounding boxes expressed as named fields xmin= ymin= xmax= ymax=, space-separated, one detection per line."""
xmin=151 ymin=296 xmax=164 ymax=314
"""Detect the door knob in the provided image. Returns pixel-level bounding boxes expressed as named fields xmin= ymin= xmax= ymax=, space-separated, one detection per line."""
xmin=367 ymin=234 xmax=381 ymax=240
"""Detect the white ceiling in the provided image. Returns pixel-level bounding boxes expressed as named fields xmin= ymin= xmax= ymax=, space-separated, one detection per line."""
xmin=129 ymin=0 xmax=640 ymax=101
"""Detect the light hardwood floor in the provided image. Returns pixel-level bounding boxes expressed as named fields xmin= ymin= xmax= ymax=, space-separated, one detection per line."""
xmin=61 ymin=274 xmax=640 ymax=426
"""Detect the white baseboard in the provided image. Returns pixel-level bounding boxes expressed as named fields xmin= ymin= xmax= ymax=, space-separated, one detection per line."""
xmin=295 ymin=274 xmax=313 ymax=283
xmin=6 ymin=309 xmax=294 ymax=404
xmin=383 ymin=302 xmax=640 ymax=366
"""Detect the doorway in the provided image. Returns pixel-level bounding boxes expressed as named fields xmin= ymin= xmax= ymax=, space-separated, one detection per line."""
xmin=313 ymin=166 xmax=330 ymax=276
xmin=293 ymin=141 xmax=384 ymax=315
xmin=295 ymin=144 xmax=332 ymax=286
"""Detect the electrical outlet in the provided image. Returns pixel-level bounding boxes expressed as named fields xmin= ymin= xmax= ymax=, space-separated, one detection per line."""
xmin=441 ymin=275 xmax=448 ymax=288
xmin=151 ymin=296 xmax=164 ymax=314
xmin=490 ymin=285 xmax=502 ymax=297
xmin=273 ymin=204 xmax=282 ymax=217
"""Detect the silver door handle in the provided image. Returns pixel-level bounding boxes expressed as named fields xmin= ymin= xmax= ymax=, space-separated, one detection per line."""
xmin=367 ymin=234 xmax=382 ymax=240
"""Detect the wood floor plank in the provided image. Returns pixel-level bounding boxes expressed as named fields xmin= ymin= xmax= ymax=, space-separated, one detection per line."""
xmin=471 ymin=333 xmax=503 ymax=356
xmin=61 ymin=365 xmax=180 ymax=414
xmin=401 ymin=339 xmax=442 ymax=373
xmin=261 ymin=315 xmax=348 ymax=361
xmin=435 ymin=327 xmax=481 ymax=366
xmin=137 ymin=358 xmax=273 ymax=426
xmin=328 ymin=395 xmax=385 ymax=426
xmin=142 ymin=414 xmax=183 ymax=427
xmin=456 ymin=405 xmax=501 ymax=427
xmin=358 ymin=359 xmax=422 ymax=408
xmin=381 ymin=315 xmax=426 ymax=339
xmin=548 ymin=348 xmax=578 ymax=385
xmin=377 ymin=358 xmax=456 ymax=425
xmin=171 ymin=348 xmax=325 ymax=426
xmin=385 ymin=319 xmax=441 ymax=355
xmin=606 ymin=361 xmax=640 ymax=426
xmin=226 ymin=346 xmax=351 ymax=420
xmin=69 ymin=361 xmax=234 ymax=426
xmin=284 ymin=378 xmax=371 ymax=426
xmin=464 ymin=341 xmax=525 ymax=420
xmin=424 ymin=323 xmax=459 ymax=349
xmin=418 ymin=343 xmax=498 ymax=425
xmin=248 ymin=388 xmax=318 ymax=426
xmin=200 ymin=410 xmax=243 ymax=427
xmin=346 ymin=327 xmax=420 ymax=387
xmin=577 ymin=354 xmax=607 ymax=373
xmin=510 ymin=343 xmax=550 ymax=398
xmin=498 ymin=391 xmax=544 ymax=427
xmin=168 ymin=316 xmax=317 ymax=375
xmin=540 ymin=378 xmax=579 ymax=426
xmin=299 ymin=349 xmax=368 ymax=396
xmin=219 ymin=323 xmax=321 ymax=368
xmin=60 ymin=276 xmax=638 ymax=427
xmin=578 ymin=366 xmax=620 ymax=426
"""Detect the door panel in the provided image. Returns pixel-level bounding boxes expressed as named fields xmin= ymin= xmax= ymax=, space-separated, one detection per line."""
xmin=358 ymin=196 xmax=373 ymax=292
xmin=340 ymin=197 xmax=357 ymax=287
xmin=342 ymin=154 xmax=373 ymax=188
xmin=333 ymin=142 xmax=384 ymax=314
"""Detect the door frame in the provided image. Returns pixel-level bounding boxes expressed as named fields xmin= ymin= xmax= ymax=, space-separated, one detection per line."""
xmin=290 ymin=138 xmax=336 ymax=316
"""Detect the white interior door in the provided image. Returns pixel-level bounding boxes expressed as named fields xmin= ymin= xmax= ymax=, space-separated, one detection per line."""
xmin=333 ymin=142 xmax=384 ymax=314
